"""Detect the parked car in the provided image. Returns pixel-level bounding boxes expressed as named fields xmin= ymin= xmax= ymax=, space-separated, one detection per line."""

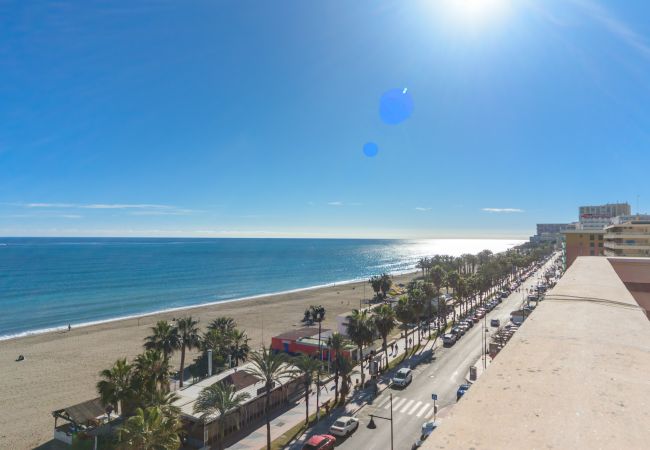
xmin=463 ymin=319 xmax=474 ymax=328
xmin=392 ymin=367 xmax=413 ymax=388
xmin=412 ymin=421 xmax=438 ymax=449
xmin=472 ymin=315 xmax=480 ymax=323
xmin=303 ymin=434 xmax=336 ymax=450
xmin=452 ymin=326 xmax=464 ymax=336
xmin=456 ymin=384 xmax=471 ymax=401
xmin=442 ymin=333 xmax=457 ymax=346
xmin=490 ymin=318 xmax=500 ymax=327
xmin=329 ymin=416 xmax=359 ymax=437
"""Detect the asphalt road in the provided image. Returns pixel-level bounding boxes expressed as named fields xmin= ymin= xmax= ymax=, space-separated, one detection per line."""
xmin=291 ymin=255 xmax=559 ymax=450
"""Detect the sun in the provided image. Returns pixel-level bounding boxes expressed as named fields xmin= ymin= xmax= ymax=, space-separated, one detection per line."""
xmin=441 ymin=0 xmax=511 ymax=25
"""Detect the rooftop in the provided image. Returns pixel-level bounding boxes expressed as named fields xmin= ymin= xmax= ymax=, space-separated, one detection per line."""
xmin=425 ymin=256 xmax=650 ymax=450
xmin=173 ymin=361 xmax=296 ymax=423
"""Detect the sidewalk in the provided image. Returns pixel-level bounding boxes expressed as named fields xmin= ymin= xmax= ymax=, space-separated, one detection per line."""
xmin=227 ymin=331 xmax=440 ymax=450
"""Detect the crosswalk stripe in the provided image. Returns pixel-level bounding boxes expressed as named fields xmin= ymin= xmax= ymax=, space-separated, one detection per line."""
xmin=424 ymin=407 xmax=434 ymax=419
xmin=376 ymin=396 xmax=391 ymax=409
xmin=390 ymin=397 xmax=406 ymax=410
xmin=408 ymin=401 xmax=423 ymax=415
xmin=416 ymin=403 xmax=430 ymax=417
xmin=400 ymin=399 xmax=415 ymax=413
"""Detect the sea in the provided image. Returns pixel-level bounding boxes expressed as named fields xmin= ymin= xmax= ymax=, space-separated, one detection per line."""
xmin=0 ymin=237 xmax=523 ymax=340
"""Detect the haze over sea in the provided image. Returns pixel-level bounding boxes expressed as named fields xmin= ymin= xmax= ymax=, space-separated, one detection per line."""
xmin=0 ymin=237 xmax=522 ymax=339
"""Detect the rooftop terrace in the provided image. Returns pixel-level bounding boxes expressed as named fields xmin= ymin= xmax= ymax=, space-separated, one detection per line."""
xmin=426 ymin=256 xmax=650 ymax=450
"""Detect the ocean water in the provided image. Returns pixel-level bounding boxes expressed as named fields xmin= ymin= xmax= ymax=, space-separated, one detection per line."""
xmin=0 ymin=238 xmax=523 ymax=339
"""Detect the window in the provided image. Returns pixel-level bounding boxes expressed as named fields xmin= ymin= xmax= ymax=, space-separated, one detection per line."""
xmin=590 ymin=235 xmax=594 ymax=240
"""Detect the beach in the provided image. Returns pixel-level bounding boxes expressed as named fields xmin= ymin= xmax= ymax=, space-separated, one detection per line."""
xmin=0 ymin=273 xmax=416 ymax=449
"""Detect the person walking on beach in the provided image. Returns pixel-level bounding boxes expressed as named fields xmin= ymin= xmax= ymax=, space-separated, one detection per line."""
xmin=68 ymin=324 xmax=71 ymax=332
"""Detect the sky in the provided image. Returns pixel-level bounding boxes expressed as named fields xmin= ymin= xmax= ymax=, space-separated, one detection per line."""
xmin=1 ymin=0 xmax=650 ymax=239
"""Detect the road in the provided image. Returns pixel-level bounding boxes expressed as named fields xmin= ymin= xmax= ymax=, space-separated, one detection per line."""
xmin=290 ymin=255 xmax=559 ymax=450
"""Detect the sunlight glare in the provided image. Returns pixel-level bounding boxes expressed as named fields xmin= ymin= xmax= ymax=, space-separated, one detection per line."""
xmin=442 ymin=0 xmax=510 ymax=26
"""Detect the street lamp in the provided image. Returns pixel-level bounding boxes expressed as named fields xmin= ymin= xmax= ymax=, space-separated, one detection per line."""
xmin=367 ymin=393 xmax=393 ymax=450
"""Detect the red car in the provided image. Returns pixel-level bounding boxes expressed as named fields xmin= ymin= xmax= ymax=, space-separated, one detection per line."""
xmin=302 ymin=434 xmax=337 ymax=450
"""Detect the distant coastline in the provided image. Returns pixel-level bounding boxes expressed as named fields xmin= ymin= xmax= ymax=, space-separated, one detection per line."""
xmin=0 ymin=237 xmax=524 ymax=340
xmin=0 ymin=268 xmax=419 ymax=342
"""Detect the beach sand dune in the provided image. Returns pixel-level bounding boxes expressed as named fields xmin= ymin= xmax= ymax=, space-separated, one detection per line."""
xmin=0 ymin=274 xmax=415 ymax=449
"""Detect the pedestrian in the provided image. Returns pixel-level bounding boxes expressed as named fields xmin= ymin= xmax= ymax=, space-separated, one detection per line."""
xmin=68 ymin=324 xmax=71 ymax=332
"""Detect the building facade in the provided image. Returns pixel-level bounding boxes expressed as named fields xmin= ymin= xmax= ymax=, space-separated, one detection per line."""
xmin=604 ymin=220 xmax=650 ymax=257
xmin=562 ymin=229 xmax=605 ymax=267
xmin=578 ymin=202 xmax=631 ymax=230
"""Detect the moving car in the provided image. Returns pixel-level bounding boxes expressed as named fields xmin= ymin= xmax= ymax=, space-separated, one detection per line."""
xmin=392 ymin=367 xmax=413 ymax=388
xmin=329 ymin=416 xmax=359 ymax=437
xmin=490 ymin=318 xmax=500 ymax=327
xmin=456 ymin=383 xmax=471 ymax=401
xmin=302 ymin=434 xmax=336 ymax=450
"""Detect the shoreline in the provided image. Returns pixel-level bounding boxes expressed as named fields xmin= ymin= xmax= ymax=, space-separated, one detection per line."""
xmin=0 ymin=271 xmax=419 ymax=449
xmin=0 ymin=268 xmax=420 ymax=342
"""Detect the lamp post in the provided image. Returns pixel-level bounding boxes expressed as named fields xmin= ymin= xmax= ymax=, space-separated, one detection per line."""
xmin=367 ymin=393 xmax=393 ymax=450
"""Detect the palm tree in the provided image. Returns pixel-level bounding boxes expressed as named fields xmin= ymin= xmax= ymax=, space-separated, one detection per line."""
xmin=176 ymin=316 xmax=201 ymax=388
xmin=327 ymin=332 xmax=345 ymax=404
xmin=117 ymin=406 xmax=182 ymax=450
xmin=345 ymin=309 xmax=375 ymax=385
xmin=369 ymin=276 xmax=382 ymax=300
xmin=430 ymin=265 xmax=446 ymax=336
xmin=292 ymin=355 xmax=322 ymax=425
xmin=97 ymin=358 xmax=132 ymax=416
xmin=244 ymin=347 xmax=295 ymax=450
xmin=135 ymin=349 xmax=172 ymax=395
xmin=193 ymin=381 xmax=251 ymax=450
xmin=336 ymin=355 xmax=358 ymax=405
xmin=395 ymin=296 xmax=414 ymax=359
xmin=380 ymin=273 xmax=393 ymax=298
xmin=208 ymin=317 xmax=237 ymax=333
xmin=373 ymin=304 xmax=396 ymax=368
xmin=309 ymin=305 xmax=326 ymax=416
xmin=228 ymin=329 xmax=250 ymax=367
xmin=144 ymin=321 xmax=180 ymax=361
xmin=446 ymin=272 xmax=461 ymax=324
xmin=409 ymin=288 xmax=425 ymax=347
xmin=144 ymin=391 xmax=181 ymax=419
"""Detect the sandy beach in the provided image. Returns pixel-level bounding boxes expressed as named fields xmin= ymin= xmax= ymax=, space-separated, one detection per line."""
xmin=0 ymin=273 xmax=416 ymax=449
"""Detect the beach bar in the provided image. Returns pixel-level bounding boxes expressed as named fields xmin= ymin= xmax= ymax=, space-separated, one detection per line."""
xmin=52 ymin=398 xmax=113 ymax=445
xmin=173 ymin=361 xmax=304 ymax=448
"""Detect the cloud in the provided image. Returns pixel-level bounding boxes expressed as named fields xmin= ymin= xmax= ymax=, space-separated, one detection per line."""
xmin=573 ymin=0 xmax=650 ymax=58
xmin=482 ymin=208 xmax=525 ymax=213
xmin=82 ymin=204 xmax=171 ymax=209
xmin=327 ymin=201 xmax=343 ymax=206
xmin=27 ymin=203 xmax=76 ymax=208
xmin=415 ymin=207 xmax=431 ymax=212
xmin=25 ymin=202 xmax=172 ymax=210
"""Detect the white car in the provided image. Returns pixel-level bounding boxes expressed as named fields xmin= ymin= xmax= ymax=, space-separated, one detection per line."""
xmin=392 ymin=367 xmax=413 ymax=388
xmin=329 ymin=416 xmax=359 ymax=437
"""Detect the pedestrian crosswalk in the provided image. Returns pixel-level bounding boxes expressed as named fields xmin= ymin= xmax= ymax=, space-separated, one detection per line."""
xmin=375 ymin=396 xmax=435 ymax=419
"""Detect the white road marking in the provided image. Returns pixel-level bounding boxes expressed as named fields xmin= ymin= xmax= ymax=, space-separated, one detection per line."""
xmin=424 ymin=407 xmax=434 ymax=419
xmin=389 ymin=397 xmax=406 ymax=410
xmin=400 ymin=399 xmax=415 ymax=414
xmin=416 ymin=403 xmax=430 ymax=417
xmin=408 ymin=400 xmax=423 ymax=415
xmin=376 ymin=396 xmax=391 ymax=409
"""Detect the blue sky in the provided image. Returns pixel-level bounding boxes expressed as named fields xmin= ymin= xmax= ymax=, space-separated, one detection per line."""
xmin=1 ymin=0 xmax=649 ymax=238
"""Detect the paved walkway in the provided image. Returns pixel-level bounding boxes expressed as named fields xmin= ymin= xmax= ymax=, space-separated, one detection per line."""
xmin=228 ymin=329 xmax=441 ymax=450
xmin=227 ymin=266 xmax=543 ymax=449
